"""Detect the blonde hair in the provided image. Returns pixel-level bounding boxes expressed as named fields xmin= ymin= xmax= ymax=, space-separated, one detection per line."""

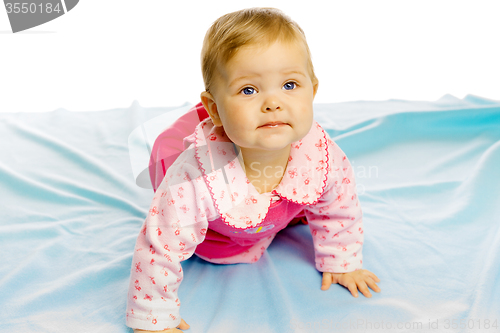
xmin=201 ymin=7 xmax=318 ymax=93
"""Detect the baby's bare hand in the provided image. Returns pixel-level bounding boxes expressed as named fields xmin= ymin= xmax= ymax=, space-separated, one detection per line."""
xmin=321 ymin=269 xmax=380 ymax=298
xmin=133 ymin=318 xmax=190 ymax=333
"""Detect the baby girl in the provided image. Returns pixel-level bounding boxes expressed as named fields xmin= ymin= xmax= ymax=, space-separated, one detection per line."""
xmin=127 ymin=7 xmax=380 ymax=332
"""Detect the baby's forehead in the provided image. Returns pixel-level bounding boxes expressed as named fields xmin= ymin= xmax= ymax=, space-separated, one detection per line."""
xmin=230 ymin=39 xmax=306 ymax=59
xmin=220 ymin=40 xmax=309 ymax=71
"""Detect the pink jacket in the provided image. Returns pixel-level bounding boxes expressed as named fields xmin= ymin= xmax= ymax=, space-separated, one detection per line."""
xmin=126 ymin=115 xmax=364 ymax=330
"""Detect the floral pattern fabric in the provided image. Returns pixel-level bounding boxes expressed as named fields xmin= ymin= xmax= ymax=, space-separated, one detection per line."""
xmin=126 ymin=118 xmax=363 ymax=330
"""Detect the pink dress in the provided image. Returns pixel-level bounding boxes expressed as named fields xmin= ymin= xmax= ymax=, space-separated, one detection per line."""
xmin=126 ymin=104 xmax=364 ymax=330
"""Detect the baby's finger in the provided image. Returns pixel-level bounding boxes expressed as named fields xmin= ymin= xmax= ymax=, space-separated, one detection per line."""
xmin=366 ymin=271 xmax=380 ymax=282
xmin=321 ymin=272 xmax=332 ymax=290
xmin=356 ymin=280 xmax=372 ymax=298
xmin=346 ymin=280 xmax=359 ymax=298
xmin=365 ymin=277 xmax=381 ymax=293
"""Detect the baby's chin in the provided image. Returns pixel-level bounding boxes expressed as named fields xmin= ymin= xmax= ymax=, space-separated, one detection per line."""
xmin=227 ymin=126 xmax=311 ymax=153
xmin=238 ymin=138 xmax=300 ymax=153
xmin=230 ymin=139 xmax=288 ymax=153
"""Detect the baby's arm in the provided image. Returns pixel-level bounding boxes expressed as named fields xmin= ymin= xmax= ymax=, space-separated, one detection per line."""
xmin=126 ymin=164 xmax=210 ymax=331
xmin=304 ymin=138 xmax=380 ymax=297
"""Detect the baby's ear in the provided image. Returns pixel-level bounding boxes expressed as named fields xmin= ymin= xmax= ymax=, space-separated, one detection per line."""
xmin=200 ymin=91 xmax=222 ymax=126
xmin=312 ymin=81 xmax=319 ymax=99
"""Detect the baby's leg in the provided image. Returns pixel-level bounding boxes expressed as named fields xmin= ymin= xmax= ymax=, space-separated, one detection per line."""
xmin=195 ymin=234 xmax=275 ymax=264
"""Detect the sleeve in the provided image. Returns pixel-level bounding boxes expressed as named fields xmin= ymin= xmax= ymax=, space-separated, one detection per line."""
xmin=125 ymin=164 xmax=210 ymax=330
xmin=304 ymin=139 xmax=364 ymax=273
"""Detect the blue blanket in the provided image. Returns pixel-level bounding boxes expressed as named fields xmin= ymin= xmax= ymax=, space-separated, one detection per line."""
xmin=1 ymin=94 xmax=499 ymax=333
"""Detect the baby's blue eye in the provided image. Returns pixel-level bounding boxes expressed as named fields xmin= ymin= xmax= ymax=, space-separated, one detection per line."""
xmin=283 ymin=82 xmax=296 ymax=90
xmin=242 ymin=87 xmax=256 ymax=95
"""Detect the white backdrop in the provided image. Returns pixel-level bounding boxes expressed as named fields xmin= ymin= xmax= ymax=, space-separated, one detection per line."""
xmin=1 ymin=0 xmax=499 ymax=113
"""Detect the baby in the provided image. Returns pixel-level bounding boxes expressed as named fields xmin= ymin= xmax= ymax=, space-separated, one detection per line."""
xmin=127 ymin=7 xmax=380 ymax=332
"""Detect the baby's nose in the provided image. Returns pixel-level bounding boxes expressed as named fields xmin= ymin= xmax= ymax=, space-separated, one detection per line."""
xmin=263 ymin=99 xmax=281 ymax=112
xmin=265 ymin=105 xmax=281 ymax=111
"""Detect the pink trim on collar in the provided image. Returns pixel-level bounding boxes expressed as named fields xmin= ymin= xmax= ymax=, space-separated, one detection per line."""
xmin=274 ymin=121 xmax=330 ymax=205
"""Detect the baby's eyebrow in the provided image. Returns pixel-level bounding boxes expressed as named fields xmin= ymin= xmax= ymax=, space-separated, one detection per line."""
xmin=229 ymin=74 xmax=260 ymax=88
xmin=229 ymin=70 xmax=306 ymax=88
xmin=282 ymin=70 xmax=306 ymax=78
xmin=229 ymin=69 xmax=307 ymax=87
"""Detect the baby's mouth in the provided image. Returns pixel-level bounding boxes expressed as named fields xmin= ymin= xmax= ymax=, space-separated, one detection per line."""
xmin=258 ymin=122 xmax=289 ymax=128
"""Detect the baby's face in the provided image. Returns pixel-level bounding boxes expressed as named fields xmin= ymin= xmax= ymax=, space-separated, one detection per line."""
xmin=207 ymin=41 xmax=318 ymax=154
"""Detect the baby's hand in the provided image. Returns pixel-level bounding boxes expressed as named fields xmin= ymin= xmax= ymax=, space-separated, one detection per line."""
xmin=321 ymin=269 xmax=380 ymax=298
xmin=133 ymin=318 xmax=190 ymax=333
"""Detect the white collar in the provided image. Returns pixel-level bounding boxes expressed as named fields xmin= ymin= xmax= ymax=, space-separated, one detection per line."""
xmin=194 ymin=119 xmax=329 ymax=228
